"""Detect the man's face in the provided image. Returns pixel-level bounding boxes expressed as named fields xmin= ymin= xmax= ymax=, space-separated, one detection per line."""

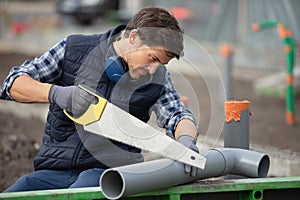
xmin=126 ymin=45 xmax=173 ymax=79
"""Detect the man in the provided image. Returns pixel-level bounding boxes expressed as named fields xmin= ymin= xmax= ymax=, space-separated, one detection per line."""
xmin=1 ymin=7 xmax=200 ymax=192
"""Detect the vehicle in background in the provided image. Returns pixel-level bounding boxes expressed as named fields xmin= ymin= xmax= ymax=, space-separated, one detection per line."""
xmin=56 ymin=0 xmax=119 ymax=25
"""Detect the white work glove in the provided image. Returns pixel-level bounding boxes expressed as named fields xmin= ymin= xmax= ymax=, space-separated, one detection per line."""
xmin=48 ymin=85 xmax=94 ymax=118
xmin=177 ymin=135 xmax=199 ymax=177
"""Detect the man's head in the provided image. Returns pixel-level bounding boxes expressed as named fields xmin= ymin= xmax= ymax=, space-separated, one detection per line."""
xmin=113 ymin=7 xmax=184 ymax=79
xmin=124 ymin=7 xmax=184 ymax=60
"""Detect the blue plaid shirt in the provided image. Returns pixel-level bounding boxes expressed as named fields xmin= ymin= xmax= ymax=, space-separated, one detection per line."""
xmin=0 ymin=39 xmax=199 ymax=137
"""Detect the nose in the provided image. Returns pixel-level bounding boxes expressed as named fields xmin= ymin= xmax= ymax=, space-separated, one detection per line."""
xmin=147 ymin=63 xmax=161 ymax=74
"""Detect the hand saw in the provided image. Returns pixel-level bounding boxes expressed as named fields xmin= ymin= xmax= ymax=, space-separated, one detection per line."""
xmin=64 ymin=85 xmax=206 ymax=169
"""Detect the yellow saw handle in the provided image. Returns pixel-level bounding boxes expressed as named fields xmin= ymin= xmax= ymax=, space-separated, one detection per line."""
xmin=63 ymin=85 xmax=107 ymax=125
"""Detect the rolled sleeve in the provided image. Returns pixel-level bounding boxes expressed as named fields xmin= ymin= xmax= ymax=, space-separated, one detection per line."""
xmin=0 ymin=39 xmax=66 ymax=100
xmin=152 ymin=71 xmax=200 ymax=138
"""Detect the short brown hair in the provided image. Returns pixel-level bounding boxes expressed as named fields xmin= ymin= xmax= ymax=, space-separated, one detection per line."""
xmin=125 ymin=7 xmax=184 ymax=59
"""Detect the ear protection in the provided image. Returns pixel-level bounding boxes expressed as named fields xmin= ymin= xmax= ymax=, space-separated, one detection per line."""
xmin=105 ymin=56 xmax=129 ymax=83
xmin=104 ymin=55 xmax=153 ymax=90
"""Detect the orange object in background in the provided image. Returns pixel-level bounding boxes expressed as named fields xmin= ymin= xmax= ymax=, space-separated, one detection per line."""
xmin=225 ymin=100 xmax=250 ymax=122
xmin=251 ymin=23 xmax=260 ymax=32
xmin=220 ymin=44 xmax=234 ymax=57
xmin=286 ymin=111 xmax=295 ymax=125
xmin=180 ymin=96 xmax=188 ymax=106
xmin=11 ymin=21 xmax=27 ymax=35
xmin=170 ymin=7 xmax=192 ymax=20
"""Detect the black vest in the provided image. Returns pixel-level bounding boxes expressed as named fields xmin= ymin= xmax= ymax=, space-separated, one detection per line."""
xmin=34 ymin=25 xmax=166 ymax=170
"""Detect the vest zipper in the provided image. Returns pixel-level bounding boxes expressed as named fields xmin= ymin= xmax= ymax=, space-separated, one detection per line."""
xmin=72 ymin=139 xmax=83 ymax=168
xmin=107 ymin=81 xmax=114 ymax=100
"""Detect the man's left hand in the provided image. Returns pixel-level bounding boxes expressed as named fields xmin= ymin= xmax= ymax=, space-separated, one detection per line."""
xmin=177 ymin=135 xmax=199 ymax=177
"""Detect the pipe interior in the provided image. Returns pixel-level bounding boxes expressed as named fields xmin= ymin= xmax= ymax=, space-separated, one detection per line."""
xmin=257 ymin=155 xmax=270 ymax=178
xmin=100 ymin=170 xmax=124 ymax=199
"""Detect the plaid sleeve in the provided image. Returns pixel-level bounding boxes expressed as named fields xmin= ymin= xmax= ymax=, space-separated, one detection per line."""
xmin=151 ymin=71 xmax=200 ymax=138
xmin=0 ymin=39 xmax=66 ymax=100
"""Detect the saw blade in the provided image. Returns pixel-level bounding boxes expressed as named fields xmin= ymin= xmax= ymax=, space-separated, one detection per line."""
xmin=84 ymin=102 xmax=206 ymax=169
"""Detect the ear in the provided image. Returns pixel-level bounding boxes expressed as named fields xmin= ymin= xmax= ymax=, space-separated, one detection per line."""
xmin=128 ymin=29 xmax=141 ymax=46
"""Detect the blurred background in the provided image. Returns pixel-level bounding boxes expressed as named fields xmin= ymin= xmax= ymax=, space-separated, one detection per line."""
xmin=0 ymin=0 xmax=299 ymax=68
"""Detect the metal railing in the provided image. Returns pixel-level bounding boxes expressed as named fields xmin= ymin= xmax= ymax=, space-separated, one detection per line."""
xmin=1 ymin=176 xmax=300 ymax=200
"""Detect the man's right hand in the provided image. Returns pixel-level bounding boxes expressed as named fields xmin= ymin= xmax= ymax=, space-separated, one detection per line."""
xmin=48 ymin=85 xmax=95 ymax=118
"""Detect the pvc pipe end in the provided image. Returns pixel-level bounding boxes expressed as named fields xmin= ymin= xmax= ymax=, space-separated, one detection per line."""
xmin=257 ymin=155 xmax=270 ymax=178
xmin=100 ymin=169 xmax=125 ymax=200
xmin=224 ymin=100 xmax=250 ymax=122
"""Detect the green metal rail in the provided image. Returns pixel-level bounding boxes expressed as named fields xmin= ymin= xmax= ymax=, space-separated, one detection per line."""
xmin=1 ymin=176 xmax=300 ymax=200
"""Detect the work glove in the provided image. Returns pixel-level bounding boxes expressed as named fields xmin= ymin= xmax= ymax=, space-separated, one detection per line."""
xmin=48 ymin=85 xmax=95 ymax=118
xmin=177 ymin=135 xmax=199 ymax=177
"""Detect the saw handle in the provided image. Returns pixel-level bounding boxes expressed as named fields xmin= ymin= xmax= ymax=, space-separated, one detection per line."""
xmin=63 ymin=85 xmax=107 ymax=125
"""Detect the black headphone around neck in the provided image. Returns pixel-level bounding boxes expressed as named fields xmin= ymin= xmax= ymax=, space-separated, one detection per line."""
xmin=104 ymin=55 xmax=128 ymax=83
xmin=104 ymin=55 xmax=153 ymax=90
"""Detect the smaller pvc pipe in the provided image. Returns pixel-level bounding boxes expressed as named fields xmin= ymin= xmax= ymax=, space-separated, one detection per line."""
xmin=100 ymin=148 xmax=269 ymax=199
xmin=224 ymin=100 xmax=250 ymax=149
xmin=220 ymin=44 xmax=234 ymax=101
xmin=223 ymin=100 xmax=250 ymax=179
xmin=214 ymin=148 xmax=269 ymax=178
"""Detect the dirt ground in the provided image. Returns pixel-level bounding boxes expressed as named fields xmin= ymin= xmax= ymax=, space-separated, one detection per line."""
xmin=0 ymin=52 xmax=300 ymax=192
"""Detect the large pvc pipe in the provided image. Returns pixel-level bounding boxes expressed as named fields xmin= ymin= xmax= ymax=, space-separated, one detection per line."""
xmin=100 ymin=148 xmax=270 ymax=199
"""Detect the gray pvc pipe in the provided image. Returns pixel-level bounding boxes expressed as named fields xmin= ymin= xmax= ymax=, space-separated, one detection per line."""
xmin=224 ymin=110 xmax=250 ymax=149
xmin=100 ymin=148 xmax=270 ymax=199
xmin=224 ymin=53 xmax=233 ymax=100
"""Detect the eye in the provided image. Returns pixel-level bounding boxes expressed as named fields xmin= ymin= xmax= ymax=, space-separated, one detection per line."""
xmin=150 ymin=55 xmax=160 ymax=63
